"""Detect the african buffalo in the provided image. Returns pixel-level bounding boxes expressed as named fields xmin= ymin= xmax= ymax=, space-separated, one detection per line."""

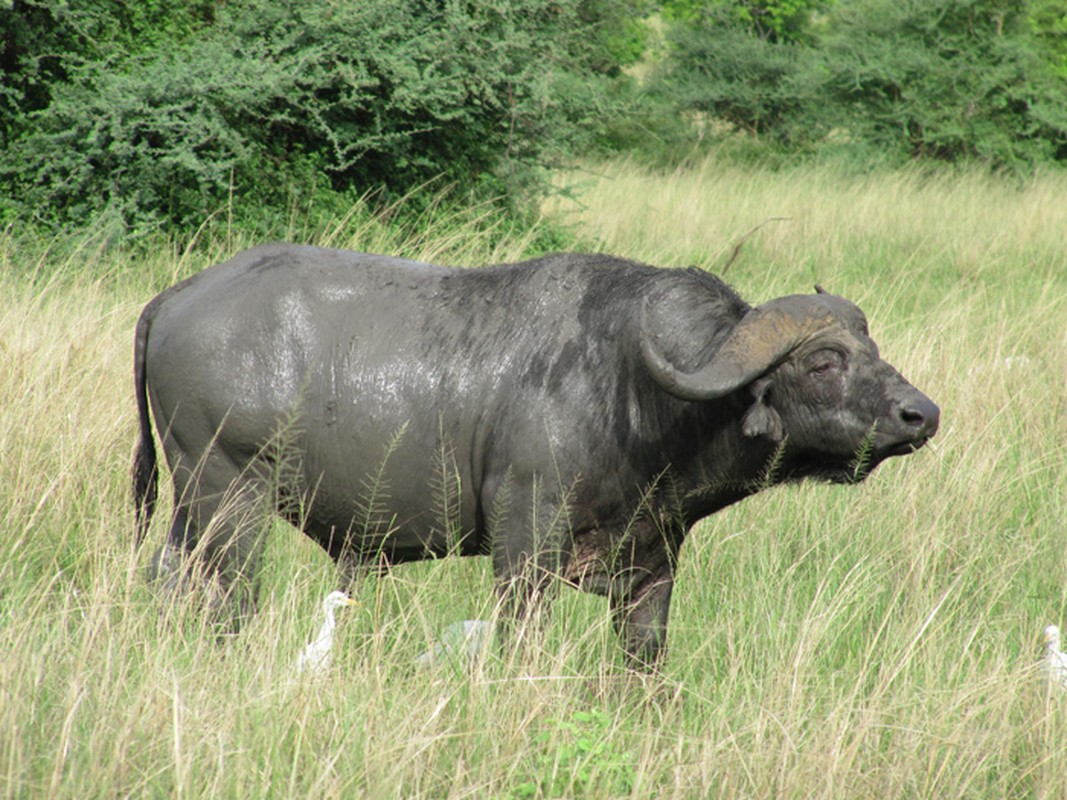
xmin=132 ymin=245 xmax=939 ymax=666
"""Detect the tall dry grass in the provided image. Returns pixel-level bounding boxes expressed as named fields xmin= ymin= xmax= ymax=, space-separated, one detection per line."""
xmin=1 ymin=159 xmax=1065 ymax=798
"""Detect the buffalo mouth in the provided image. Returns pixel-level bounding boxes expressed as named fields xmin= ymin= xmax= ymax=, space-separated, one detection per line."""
xmin=784 ymin=431 xmax=935 ymax=485
xmin=842 ymin=435 xmax=932 ymax=482
xmin=878 ymin=436 xmax=932 ymax=459
xmin=827 ymin=436 xmax=933 ymax=484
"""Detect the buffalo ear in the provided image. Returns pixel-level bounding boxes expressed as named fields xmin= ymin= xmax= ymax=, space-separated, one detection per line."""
xmin=741 ymin=378 xmax=783 ymax=441
xmin=640 ymin=294 xmax=836 ymax=402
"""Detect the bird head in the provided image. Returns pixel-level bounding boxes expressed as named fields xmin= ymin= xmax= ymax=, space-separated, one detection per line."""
xmin=323 ymin=590 xmax=357 ymax=613
xmin=1044 ymin=624 xmax=1061 ymax=651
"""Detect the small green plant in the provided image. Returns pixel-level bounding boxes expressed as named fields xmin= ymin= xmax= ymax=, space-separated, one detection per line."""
xmin=509 ymin=709 xmax=636 ymax=799
xmin=849 ymin=424 xmax=877 ymax=483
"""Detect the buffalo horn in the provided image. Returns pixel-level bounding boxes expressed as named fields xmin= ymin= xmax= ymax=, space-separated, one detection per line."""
xmin=640 ymin=295 xmax=836 ymax=401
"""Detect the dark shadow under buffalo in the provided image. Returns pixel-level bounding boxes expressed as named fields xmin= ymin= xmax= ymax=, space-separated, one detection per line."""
xmin=132 ymin=246 xmax=939 ymax=667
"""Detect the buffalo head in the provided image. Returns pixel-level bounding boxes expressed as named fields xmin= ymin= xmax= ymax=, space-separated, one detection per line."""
xmin=640 ymin=287 xmax=939 ymax=483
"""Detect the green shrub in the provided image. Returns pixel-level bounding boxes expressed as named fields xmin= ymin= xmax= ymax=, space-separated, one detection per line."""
xmin=650 ymin=0 xmax=1067 ymax=170
xmin=509 ymin=710 xmax=635 ymax=799
xmin=1029 ymin=0 xmax=1067 ymax=79
xmin=817 ymin=0 xmax=1067 ymax=167
xmin=652 ymin=6 xmax=824 ymax=145
xmin=0 ymin=0 xmax=633 ymax=239
xmin=0 ymin=0 xmax=218 ymax=146
xmin=663 ymin=0 xmax=831 ymax=43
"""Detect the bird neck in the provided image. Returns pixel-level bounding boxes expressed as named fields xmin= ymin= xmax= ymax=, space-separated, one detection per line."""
xmin=315 ymin=610 xmax=337 ymax=643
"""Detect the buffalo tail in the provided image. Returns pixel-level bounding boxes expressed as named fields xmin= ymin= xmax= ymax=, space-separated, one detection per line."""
xmin=132 ymin=301 xmax=159 ymax=544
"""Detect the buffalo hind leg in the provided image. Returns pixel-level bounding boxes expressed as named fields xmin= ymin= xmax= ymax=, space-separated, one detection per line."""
xmin=148 ymin=447 xmax=271 ymax=631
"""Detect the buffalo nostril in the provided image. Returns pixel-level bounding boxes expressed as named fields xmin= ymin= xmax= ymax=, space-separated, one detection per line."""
xmin=901 ymin=407 xmax=924 ymax=425
xmin=899 ymin=396 xmax=940 ymax=434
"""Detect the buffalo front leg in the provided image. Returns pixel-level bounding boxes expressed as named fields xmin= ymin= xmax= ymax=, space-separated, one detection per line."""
xmin=488 ymin=473 xmax=575 ymax=651
xmin=610 ymin=563 xmax=675 ymax=670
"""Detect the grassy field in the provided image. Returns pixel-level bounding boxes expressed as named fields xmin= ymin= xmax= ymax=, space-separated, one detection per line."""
xmin=2 ymin=159 xmax=1066 ymax=798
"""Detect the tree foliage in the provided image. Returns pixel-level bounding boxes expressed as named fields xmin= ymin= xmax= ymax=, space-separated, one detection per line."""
xmin=651 ymin=0 xmax=1067 ymax=169
xmin=663 ymin=0 xmax=831 ymax=43
xmin=655 ymin=5 xmax=820 ymax=141
xmin=0 ymin=0 xmax=218 ymax=145
xmin=818 ymin=0 xmax=1067 ymax=166
xmin=2 ymin=0 xmax=1066 ymax=240
xmin=1029 ymin=0 xmax=1067 ymax=79
xmin=0 ymin=0 xmax=638 ymax=237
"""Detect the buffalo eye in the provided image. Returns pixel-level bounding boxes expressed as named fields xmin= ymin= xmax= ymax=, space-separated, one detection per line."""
xmin=806 ymin=349 xmax=845 ymax=378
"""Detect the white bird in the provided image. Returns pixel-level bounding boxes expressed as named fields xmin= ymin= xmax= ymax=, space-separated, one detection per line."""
xmin=415 ymin=620 xmax=494 ymax=667
xmin=294 ymin=591 xmax=357 ymax=676
xmin=1043 ymin=624 xmax=1067 ymax=689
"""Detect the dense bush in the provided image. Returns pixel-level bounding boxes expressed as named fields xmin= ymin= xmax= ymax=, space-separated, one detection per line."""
xmin=1029 ymin=0 xmax=1067 ymax=80
xmin=0 ymin=0 xmax=636 ymax=238
xmin=650 ymin=0 xmax=1067 ymax=169
xmin=653 ymin=5 xmax=822 ymax=144
xmin=0 ymin=1 xmax=218 ymax=146
xmin=3 ymin=0 xmax=1066 ymax=240
xmin=662 ymin=0 xmax=830 ymax=43
xmin=818 ymin=0 xmax=1067 ymax=166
